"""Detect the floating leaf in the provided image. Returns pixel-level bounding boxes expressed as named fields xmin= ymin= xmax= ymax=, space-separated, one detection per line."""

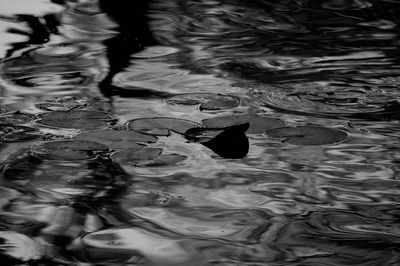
xmin=202 ymin=114 xmax=284 ymax=134
xmin=127 ymin=117 xmax=200 ymax=136
xmin=75 ymin=130 xmax=157 ymax=150
xmin=167 ymin=93 xmax=240 ymax=110
xmin=0 ymin=231 xmax=46 ymax=262
xmin=37 ymin=110 xmax=112 ymax=129
xmin=30 ymin=140 xmax=108 ymax=160
xmin=0 ymin=124 xmax=40 ymax=142
xmin=0 ymin=112 xmax=33 ymax=124
xmin=111 ymin=147 xmax=162 ymax=166
xmin=266 ymin=126 xmax=348 ymax=145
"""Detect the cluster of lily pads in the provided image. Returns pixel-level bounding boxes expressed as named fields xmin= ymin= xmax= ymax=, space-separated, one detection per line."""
xmin=0 ymin=92 xmax=348 ymax=166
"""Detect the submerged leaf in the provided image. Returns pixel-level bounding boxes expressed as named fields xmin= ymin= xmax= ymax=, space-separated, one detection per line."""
xmin=30 ymin=140 xmax=108 ymax=160
xmin=202 ymin=114 xmax=284 ymax=134
xmin=75 ymin=130 xmax=157 ymax=149
xmin=37 ymin=110 xmax=112 ymax=129
xmin=168 ymin=93 xmax=240 ymax=110
xmin=127 ymin=117 xmax=200 ymax=136
xmin=0 ymin=124 xmax=40 ymax=142
xmin=112 ymin=148 xmax=186 ymax=167
xmin=111 ymin=147 xmax=162 ymax=165
xmin=266 ymin=126 xmax=348 ymax=145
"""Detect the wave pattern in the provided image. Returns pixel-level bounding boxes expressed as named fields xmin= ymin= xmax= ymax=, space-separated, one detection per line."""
xmin=0 ymin=0 xmax=399 ymax=265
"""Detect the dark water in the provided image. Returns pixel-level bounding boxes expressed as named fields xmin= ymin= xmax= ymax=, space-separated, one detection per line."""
xmin=0 ymin=0 xmax=400 ymax=265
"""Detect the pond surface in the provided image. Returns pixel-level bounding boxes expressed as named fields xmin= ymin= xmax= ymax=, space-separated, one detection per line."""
xmin=1 ymin=0 xmax=400 ymax=265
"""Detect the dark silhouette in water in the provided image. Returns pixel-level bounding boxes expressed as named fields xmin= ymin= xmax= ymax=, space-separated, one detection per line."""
xmin=98 ymin=0 xmax=170 ymax=98
xmin=203 ymin=123 xmax=249 ymax=159
xmin=185 ymin=123 xmax=250 ymax=159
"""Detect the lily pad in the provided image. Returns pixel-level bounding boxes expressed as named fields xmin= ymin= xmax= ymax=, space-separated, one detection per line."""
xmin=127 ymin=117 xmax=200 ymax=136
xmin=30 ymin=140 xmax=108 ymax=160
xmin=74 ymin=130 xmax=157 ymax=150
xmin=112 ymin=148 xmax=186 ymax=167
xmin=167 ymin=93 xmax=240 ymax=111
xmin=0 ymin=112 xmax=33 ymax=124
xmin=266 ymin=126 xmax=348 ymax=145
xmin=37 ymin=110 xmax=112 ymax=129
xmin=0 ymin=124 xmax=40 ymax=142
xmin=111 ymin=147 xmax=163 ymax=165
xmin=202 ymin=114 xmax=284 ymax=134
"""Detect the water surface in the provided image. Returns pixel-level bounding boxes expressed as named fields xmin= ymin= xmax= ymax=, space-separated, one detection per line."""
xmin=0 ymin=0 xmax=400 ymax=265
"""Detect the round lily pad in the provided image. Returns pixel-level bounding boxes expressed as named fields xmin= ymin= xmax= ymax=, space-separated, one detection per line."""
xmin=0 ymin=112 xmax=33 ymax=124
xmin=0 ymin=124 xmax=40 ymax=142
xmin=37 ymin=110 xmax=112 ymax=129
xmin=266 ymin=126 xmax=348 ymax=145
xmin=74 ymin=130 xmax=157 ymax=149
xmin=30 ymin=140 xmax=108 ymax=160
xmin=202 ymin=114 xmax=284 ymax=134
xmin=111 ymin=147 xmax=163 ymax=166
xmin=167 ymin=93 xmax=240 ymax=111
xmin=127 ymin=117 xmax=200 ymax=136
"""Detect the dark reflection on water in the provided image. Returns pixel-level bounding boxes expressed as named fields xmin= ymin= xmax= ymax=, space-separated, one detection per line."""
xmin=0 ymin=0 xmax=400 ymax=265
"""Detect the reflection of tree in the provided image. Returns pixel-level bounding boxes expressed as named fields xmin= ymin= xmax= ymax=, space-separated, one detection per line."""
xmin=98 ymin=0 xmax=169 ymax=98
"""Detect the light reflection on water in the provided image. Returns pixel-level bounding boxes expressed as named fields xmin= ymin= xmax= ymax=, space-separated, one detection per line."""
xmin=0 ymin=0 xmax=400 ymax=265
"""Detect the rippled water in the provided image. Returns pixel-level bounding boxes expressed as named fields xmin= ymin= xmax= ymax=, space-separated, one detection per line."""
xmin=0 ymin=0 xmax=400 ymax=265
